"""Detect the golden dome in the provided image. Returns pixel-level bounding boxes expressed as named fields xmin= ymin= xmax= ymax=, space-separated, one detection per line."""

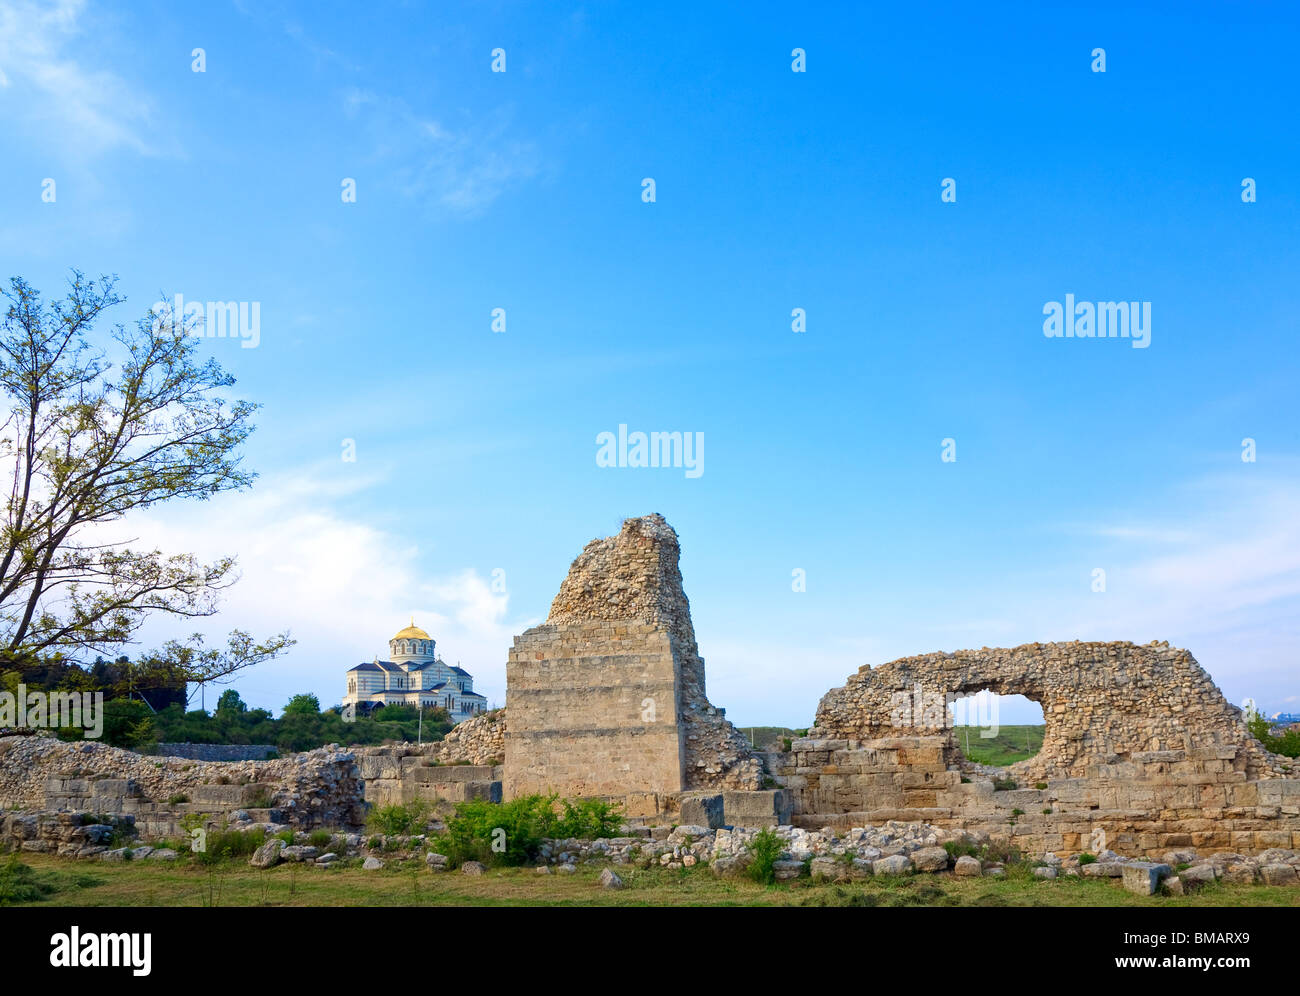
xmin=392 ymin=618 xmax=431 ymax=642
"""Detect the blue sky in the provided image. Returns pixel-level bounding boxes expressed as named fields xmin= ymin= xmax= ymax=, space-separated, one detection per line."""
xmin=2 ymin=0 xmax=1298 ymax=726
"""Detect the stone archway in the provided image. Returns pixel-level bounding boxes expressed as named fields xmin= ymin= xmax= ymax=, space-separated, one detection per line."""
xmin=812 ymin=640 xmax=1282 ymax=781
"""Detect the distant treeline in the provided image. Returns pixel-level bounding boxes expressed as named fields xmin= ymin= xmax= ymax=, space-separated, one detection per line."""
xmin=45 ymin=689 xmax=455 ymax=753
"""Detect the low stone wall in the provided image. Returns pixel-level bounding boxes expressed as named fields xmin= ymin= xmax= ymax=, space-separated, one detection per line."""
xmin=775 ymin=734 xmax=1300 ymax=858
xmin=151 ymin=743 xmax=280 ymax=761
xmin=352 ymin=743 xmax=502 ymax=808
xmin=0 ymin=733 xmax=364 ymax=838
xmin=0 ymin=810 xmax=142 ymax=858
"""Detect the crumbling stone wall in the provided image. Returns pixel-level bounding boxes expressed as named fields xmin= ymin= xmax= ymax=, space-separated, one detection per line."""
xmin=814 ymin=640 xmax=1289 ymax=781
xmin=427 ymin=709 xmax=505 ymax=766
xmin=777 ymin=640 xmax=1300 ymax=857
xmin=504 ymin=514 xmax=761 ymax=804
xmin=0 ymin=733 xmax=365 ymax=836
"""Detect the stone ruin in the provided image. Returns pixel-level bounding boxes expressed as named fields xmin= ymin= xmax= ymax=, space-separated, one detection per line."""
xmin=503 ymin=514 xmax=763 ymax=815
xmin=1 ymin=512 xmax=1298 ymax=863
xmin=783 ymin=641 xmax=1300 ymax=856
xmin=501 ymin=513 xmax=1300 ymax=857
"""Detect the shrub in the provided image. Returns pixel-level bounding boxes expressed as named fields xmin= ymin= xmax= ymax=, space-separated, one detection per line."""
xmin=553 ymin=798 xmax=623 ymax=839
xmin=1034 ymin=782 xmax=1048 ymax=790
xmin=308 ymin=830 xmax=333 ymax=849
xmin=993 ymin=778 xmax=1017 ymax=791
xmin=166 ymin=793 xmax=189 ymax=805
xmin=1248 ymin=714 xmax=1300 ymax=758
xmin=196 ymin=828 xmax=266 ymax=865
xmin=746 ymin=828 xmax=784 ymax=885
xmin=436 ymin=795 xmax=552 ymax=867
xmin=1077 ymin=852 xmax=1097 ymax=865
xmin=368 ymin=801 xmax=430 ymax=836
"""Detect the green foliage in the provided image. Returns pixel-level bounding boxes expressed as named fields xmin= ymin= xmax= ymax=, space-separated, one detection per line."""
xmin=1077 ymin=852 xmax=1097 ymax=865
xmin=553 ymin=798 xmax=624 ymax=839
xmin=746 ymin=828 xmax=784 ymax=885
xmin=145 ymin=697 xmax=454 ymax=753
xmin=281 ymin=693 xmax=321 ymax=717
xmin=195 ymin=828 xmax=266 ymax=865
xmin=1248 ymin=713 xmax=1300 ymax=758
xmin=432 ymin=794 xmax=623 ymax=868
xmin=367 ymin=801 xmax=431 ymax=836
xmin=308 ymin=830 xmax=332 ymax=849
xmin=992 ymin=777 xmax=1018 ymax=791
xmin=438 ymin=796 xmax=551 ymax=867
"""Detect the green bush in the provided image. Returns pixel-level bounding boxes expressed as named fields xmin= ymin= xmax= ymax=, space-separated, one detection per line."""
xmin=1248 ymin=714 xmax=1300 ymax=758
xmin=367 ymin=801 xmax=430 ymax=836
xmin=196 ymin=828 xmax=266 ymax=865
xmin=553 ymin=798 xmax=624 ymax=839
xmin=430 ymin=794 xmax=623 ymax=868
xmin=308 ymin=830 xmax=333 ymax=849
xmin=437 ymin=795 xmax=554 ymax=867
xmin=1077 ymin=852 xmax=1097 ymax=865
xmin=746 ymin=828 xmax=784 ymax=885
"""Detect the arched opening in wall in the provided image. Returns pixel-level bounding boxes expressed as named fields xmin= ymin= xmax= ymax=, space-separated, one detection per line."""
xmin=949 ymin=692 xmax=1045 ymax=767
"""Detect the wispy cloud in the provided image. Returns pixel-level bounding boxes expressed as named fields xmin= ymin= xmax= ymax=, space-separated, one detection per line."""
xmin=0 ymin=0 xmax=160 ymax=156
xmin=343 ymin=87 xmax=541 ymax=215
xmin=98 ymin=463 xmax=526 ymax=712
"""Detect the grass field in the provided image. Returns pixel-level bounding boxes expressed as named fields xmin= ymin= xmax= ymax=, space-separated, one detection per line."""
xmin=4 ymin=853 xmax=1298 ymax=907
xmin=953 ymin=725 xmax=1046 ymax=766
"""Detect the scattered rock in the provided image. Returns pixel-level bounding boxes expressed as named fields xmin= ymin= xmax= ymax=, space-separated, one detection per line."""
xmin=954 ymin=855 xmax=982 ymax=877
xmin=912 ymin=846 xmax=950 ymax=873
xmin=598 ymin=868 xmax=624 ymax=889
xmin=1121 ymin=862 xmax=1172 ymax=896
xmin=873 ymin=854 xmax=912 ymax=876
xmin=249 ymin=838 xmax=285 ymax=869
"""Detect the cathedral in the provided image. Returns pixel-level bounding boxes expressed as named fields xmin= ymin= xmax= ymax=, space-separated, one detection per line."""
xmin=343 ymin=621 xmax=487 ymax=723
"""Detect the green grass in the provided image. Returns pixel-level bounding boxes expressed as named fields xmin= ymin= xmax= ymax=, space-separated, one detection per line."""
xmin=6 ymin=852 xmax=1299 ymax=907
xmin=953 ymin=725 xmax=1045 ymax=766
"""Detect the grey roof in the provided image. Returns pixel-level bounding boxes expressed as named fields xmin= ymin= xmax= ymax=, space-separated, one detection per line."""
xmin=348 ymin=662 xmax=382 ymax=672
xmin=449 ymin=666 xmax=470 ymax=676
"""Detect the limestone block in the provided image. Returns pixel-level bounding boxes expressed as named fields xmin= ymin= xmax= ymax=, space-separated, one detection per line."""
xmin=1121 ymin=862 xmax=1171 ymax=896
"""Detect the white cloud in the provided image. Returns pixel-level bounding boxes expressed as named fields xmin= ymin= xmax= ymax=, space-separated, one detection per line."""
xmin=342 ymin=87 xmax=540 ymax=215
xmin=0 ymin=0 xmax=159 ymax=155
xmin=99 ymin=464 xmax=521 ymax=714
